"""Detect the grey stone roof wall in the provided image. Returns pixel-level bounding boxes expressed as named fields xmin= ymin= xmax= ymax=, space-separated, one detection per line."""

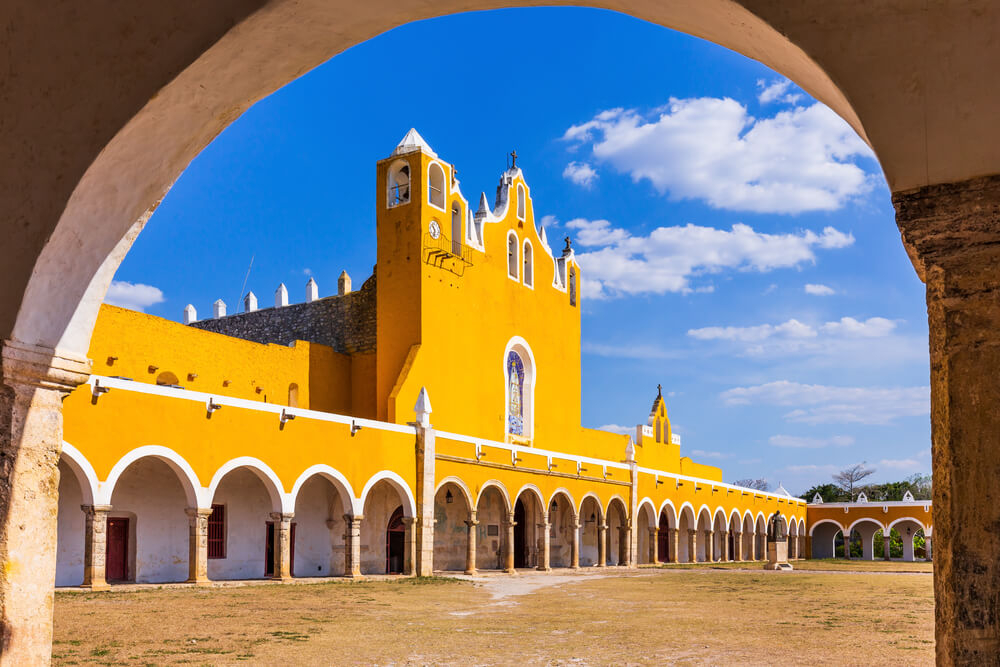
xmin=190 ymin=275 xmax=376 ymax=354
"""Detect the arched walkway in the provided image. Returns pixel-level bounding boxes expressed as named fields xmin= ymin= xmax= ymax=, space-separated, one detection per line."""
xmin=848 ymin=519 xmax=885 ymax=561
xmin=657 ymin=504 xmax=677 ymax=563
xmin=696 ymin=508 xmax=713 ymax=563
xmin=291 ymin=473 xmax=352 ymax=577
xmin=548 ymin=490 xmax=577 ymax=568
xmin=579 ymin=495 xmax=604 ymax=567
xmin=677 ymin=505 xmax=696 ymax=563
xmin=605 ymin=498 xmax=629 ymax=566
xmin=475 ymin=484 xmax=510 ymax=572
xmin=55 ymin=457 xmax=86 ymax=587
xmin=360 ymin=478 xmax=413 ymax=575
xmin=208 ymin=464 xmax=284 ymax=580
xmin=712 ymin=510 xmax=728 ymax=562
xmin=754 ymin=515 xmax=766 ymax=560
xmin=742 ymin=514 xmax=755 ymax=561
xmin=433 ymin=480 xmax=473 ymax=572
xmin=809 ymin=520 xmax=844 ymax=559
xmin=635 ymin=501 xmax=656 ymax=565
xmin=514 ymin=487 xmax=545 ymax=569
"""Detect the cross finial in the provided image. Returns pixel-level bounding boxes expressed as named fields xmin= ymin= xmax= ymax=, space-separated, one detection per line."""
xmin=510 ymin=150 xmax=518 ymax=168
xmin=657 ymin=383 xmax=662 ymax=397
xmin=563 ymin=236 xmax=572 ymax=252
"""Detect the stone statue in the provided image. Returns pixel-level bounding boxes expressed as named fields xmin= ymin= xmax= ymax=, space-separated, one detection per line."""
xmin=767 ymin=510 xmax=786 ymax=542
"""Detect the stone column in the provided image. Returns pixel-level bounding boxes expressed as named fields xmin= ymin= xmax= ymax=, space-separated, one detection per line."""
xmin=619 ymin=526 xmax=631 ymax=567
xmin=571 ymin=517 xmax=580 ymax=569
xmin=925 ymin=535 xmax=933 ymax=561
xmin=788 ymin=534 xmax=796 ymax=560
xmin=894 ymin=177 xmax=1000 ymax=661
xmin=402 ymin=516 xmax=416 ymax=575
xmin=81 ymin=504 xmax=112 ymax=590
xmin=805 ymin=536 xmax=812 ymax=559
xmin=413 ymin=394 xmax=436 ymax=577
xmin=537 ymin=515 xmax=551 ymax=571
xmin=720 ymin=530 xmax=729 ymax=561
xmin=669 ymin=527 xmax=679 ymax=563
xmin=732 ymin=531 xmax=742 ymax=561
xmin=597 ymin=523 xmax=607 ymax=567
xmin=843 ymin=533 xmax=851 ymax=559
xmin=686 ymin=529 xmax=697 ymax=563
xmin=504 ymin=512 xmax=516 ymax=574
xmin=344 ymin=514 xmax=363 ymax=578
xmin=649 ymin=528 xmax=658 ymax=564
xmin=704 ymin=530 xmax=714 ymax=562
xmin=269 ymin=512 xmax=294 ymax=581
xmin=0 ymin=340 xmax=91 ymax=665
xmin=464 ymin=511 xmax=478 ymax=575
xmin=185 ymin=507 xmax=213 ymax=584
xmin=883 ymin=533 xmax=892 ymax=561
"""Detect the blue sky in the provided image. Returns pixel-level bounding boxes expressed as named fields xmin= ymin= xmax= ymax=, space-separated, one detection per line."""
xmin=110 ymin=8 xmax=931 ymax=495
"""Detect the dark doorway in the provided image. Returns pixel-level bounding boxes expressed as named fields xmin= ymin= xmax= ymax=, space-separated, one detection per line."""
xmin=106 ymin=517 xmax=129 ymax=582
xmin=513 ymin=499 xmax=527 ymax=568
xmin=265 ymin=521 xmax=296 ymax=577
xmin=657 ymin=514 xmax=670 ymax=563
xmin=386 ymin=506 xmax=405 ymax=574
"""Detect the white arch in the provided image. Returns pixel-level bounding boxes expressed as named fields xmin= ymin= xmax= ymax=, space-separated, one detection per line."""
xmin=548 ymin=487 xmax=578 ymax=516
xmin=728 ymin=509 xmax=742 ymax=530
xmin=522 ymin=239 xmax=534 ymax=288
xmin=435 ymin=476 xmax=475 ymax=512
xmin=208 ymin=456 xmax=288 ymax=514
xmin=657 ymin=499 xmax=677 ymax=526
xmin=606 ymin=494 xmax=629 ymax=519
xmin=808 ymin=519 xmax=846 ymax=537
xmin=799 ymin=518 xmax=806 ymax=535
xmin=359 ymin=470 xmax=417 ymax=518
xmin=289 ymin=464 xmax=356 ymax=516
xmin=516 ymin=182 xmax=526 ymax=220
xmin=579 ymin=492 xmax=605 ymax=523
xmin=514 ymin=483 xmax=545 ymax=511
xmin=636 ymin=498 xmax=657 ymax=528
xmin=742 ymin=509 xmax=755 ymax=527
xmin=426 ymin=160 xmax=446 ymax=210
xmin=100 ymin=445 xmax=202 ymax=508
xmin=696 ymin=504 xmax=713 ymax=528
xmin=503 ymin=335 xmax=536 ymax=440
xmin=60 ymin=441 xmax=98 ymax=505
xmin=847 ymin=517 xmax=886 ymax=534
xmin=677 ymin=501 xmax=696 ymax=525
xmin=476 ymin=480 xmax=512 ymax=513
xmin=713 ymin=506 xmax=728 ymax=527
xmin=887 ymin=516 xmax=928 ymax=534
xmin=506 ymin=230 xmax=519 ymax=281
xmin=755 ymin=512 xmax=767 ymax=531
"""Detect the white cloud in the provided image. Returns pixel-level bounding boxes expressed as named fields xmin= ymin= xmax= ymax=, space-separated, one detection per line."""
xmin=563 ymin=98 xmax=875 ymax=214
xmin=878 ymin=457 xmax=922 ymax=470
xmin=570 ymin=219 xmax=853 ymax=298
xmin=768 ymin=434 xmax=854 ymax=449
xmin=581 ymin=341 xmax=680 ymax=360
xmin=104 ymin=281 xmax=165 ymax=312
xmin=805 ymin=283 xmax=835 ymax=296
xmin=539 ymin=214 xmax=559 ymax=229
xmin=821 ymin=316 xmax=896 ymax=338
xmin=757 ymin=78 xmax=802 ymax=105
xmin=688 ymin=318 xmax=816 ymax=342
xmin=596 ymin=424 xmax=633 ymax=435
xmin=563 ymin=161 xmax=598 ymax=188
xmin=692 ymin=449 xmax=730 ymax=459
xmin=302 ymin=268 xmax=313 ymax=276
xmin=721 ymin=381 xmax=929 ymax=425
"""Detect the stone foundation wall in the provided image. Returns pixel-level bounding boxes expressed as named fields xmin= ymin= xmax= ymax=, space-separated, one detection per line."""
xmin=191 ymin=276 xmax=376 ymax=354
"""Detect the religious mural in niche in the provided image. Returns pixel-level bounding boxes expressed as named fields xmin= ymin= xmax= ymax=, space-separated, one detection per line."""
xmin=507 ymin=351 xmax=525 ymax=435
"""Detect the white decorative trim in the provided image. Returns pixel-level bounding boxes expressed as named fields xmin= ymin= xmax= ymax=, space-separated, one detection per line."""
xmin=476 ymin=479 xmax=512 ymax=513
xmin=657 ymin=498 xmax=677 ymax=525
xmin=60 ymin=441 xmax=99 ymax=505
xmin=359 ymin=470 xmax=417 ymax=518
xmin=516 ymin=183 xmax=526 ymax=221
xmin=289 ymin=464 xmax=357 ymax=516
xmin=426 ymin=160 xmax=447 ymax=212
xmin=579 ymin=492 xmax=605 ymax=523
xmin=506 ymin=230 xmax=520 ymax=282
xmin=847 ymin=517 xmax=886 ymax=534
xmin=806 ymin=499 xmax=931 ymax=508
xmin=808 ymin=519 xmax=845 ymax=537
xmin=677 ymin=501 xmax=696 ymax=525
xmin=100 ymin=445 xmax=203 ymax=508
xmin=636 ymin=497 xmax=657 ymax=527
xmin=696 ymin=504 xmax=713 ymax=527
xmin=502 ymin=336 xmax=536 ymax=441
xmin=435 ymin=476 xmax=476 ymax=512
xmin=522 ymin=239 xmax=534 ymax=289
xmin=606 ymin=494 xmax=629 ymax=518
xmin=548 ymin=487 xmax=578 ymax=515
xmin=887 ymin=516 xmax=928 ymax=534
xmin=513 ymin=483 xmax=545 ymax=510
xmin=208 ymin=456 xmax=289 ymax=514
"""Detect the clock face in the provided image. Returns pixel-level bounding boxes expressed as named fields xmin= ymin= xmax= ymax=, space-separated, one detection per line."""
xmin=428 ymin=220 xmax=441 ymax=239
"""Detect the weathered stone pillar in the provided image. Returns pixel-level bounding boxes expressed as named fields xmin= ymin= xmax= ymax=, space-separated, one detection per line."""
xmin=893 ymin=176 xmax=1000 ymax=661
xmin=668 ymin=527 xmax=679 ymax=563
xmin=619 ymin=525 xmax=631 ymax=567
xmin=344 ymin=514 xmax=363 ymax=578
xmin=402 ymin=516 xmax=416 ymax=575
xmin=185 ymin=507 xmax=213 ymax=584
xmin=464 ymin=511 xmax=478 ymax=575
xmin=413 ymin=390 xmax=435 ymax=577
xmin=843 ymin=532 xmax=851 ymax=559
xmin=686 ymin=529 xmax=697 ymax=563
xmin=788 ymin=533 xmax=796 ymax=560
xmin=537 ymin=516 xmax=551 ymax=571
xmin=805 ymin=535 xmax=812 ymax=559
xmin=720 ymin=530 xmax=729 ymax=561
xmin=570 ymin=517 xmax=580 ymax=569
xmin=925 ymin=535 xmax=933 ymax=561
xmin=81 ymin=504 xmax=112 ymax=590
xmin=649 ymin=528 xmax=658 ymax=564
xmin=704 ymin=530 xmax=713 ymax=562
xmin=732 ymin=531 xmax=742 ymax=561
xmin=1 ymin=340 xmax=91 ymax=665
xmin=596 ymin=523 xmax=607 ymax=567
xmin=883 ymin=534 xmax=892 ymax=561
xmin=269 ymin=512 xmax=294 ymax=580
xmin=504 ymin=512 xmax=516 ymax=574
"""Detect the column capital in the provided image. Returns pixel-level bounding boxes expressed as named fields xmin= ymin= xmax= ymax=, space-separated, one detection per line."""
xmin=269 ymin=512 xmax=294 ymax=523
xmin=345 ymin=513 xmax=364 ymax=524
xmin=186 ymin=507 xmax=214 ymax=519
xmin=464 ymin=519 xmax=479 ymax=527
xmin=81 ymin=504 xmax=113 ymax=516
xmin=2 ymin=339 xmax=91 ymax=393
xmin=401 ymin=516 xmax=416 ymax=527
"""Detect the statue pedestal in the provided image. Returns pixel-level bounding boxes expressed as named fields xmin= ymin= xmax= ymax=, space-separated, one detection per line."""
xmin=765 ymin=541 xmax=793 ymax=571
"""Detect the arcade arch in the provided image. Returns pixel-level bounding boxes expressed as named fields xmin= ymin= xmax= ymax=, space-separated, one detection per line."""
xmin=475 ymin=483 xmax=510 ymax=571
xmin=606 ymin=497 xmax=629 ymax=566
xmin=433 ymin=479 xmax=475 ymax=572
xmin=579 ymin=494 xmax=603 ymax=567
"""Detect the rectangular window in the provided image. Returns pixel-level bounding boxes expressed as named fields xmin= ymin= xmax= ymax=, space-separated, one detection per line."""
xmin=208 ymin=504 xmax=226 ymax=559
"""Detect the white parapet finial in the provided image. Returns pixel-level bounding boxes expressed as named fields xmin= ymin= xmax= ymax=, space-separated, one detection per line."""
xmin=338 ymin=270 xmax=352 ymax=296
xmin=213 ymin=299 xmax=227 ymax=319
xmin=414 ymin=387 xmax=432 ymax=427
xmin=275 ymin=283 xmax=288 ymax=308
xmin=625 ymin=436 xmax=636 ymax=463
xmin=306 ymin=277 xmax=319 ymax=303
xmin=183 ymin=304 xmax=197 ymax=325
xmin=812 ymin=493 xmax=823 ymax=504
xmin=244 ymin=291 xmax=258 ymax=312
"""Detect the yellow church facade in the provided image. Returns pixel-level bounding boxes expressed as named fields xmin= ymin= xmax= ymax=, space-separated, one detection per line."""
xmin=55 ymin=130 xmax=813 ymax=588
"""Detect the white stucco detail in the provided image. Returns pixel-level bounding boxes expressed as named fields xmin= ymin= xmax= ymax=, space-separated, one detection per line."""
xmin=208 ymin=467 xmax=273 ymax=580
xmin=100 ymin=445 xmax=201 ymax=508
xmin=359 ymin=470 xmax=416 ymax=519
xmin=55 ymin=459 xmax=85 ymax=586
xmin=208 ymin=457 xmax=289 ymax=514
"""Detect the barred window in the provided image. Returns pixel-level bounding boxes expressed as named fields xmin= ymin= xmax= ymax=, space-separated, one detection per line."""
xmin=208 ymin=504 xmax=226 ymax=559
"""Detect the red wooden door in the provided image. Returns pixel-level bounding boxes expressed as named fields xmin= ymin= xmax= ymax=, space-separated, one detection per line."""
xmin=106 ymin=518 xmax=128 ymax=582
xmin=385 ymin=507 xmax=405 ymax=574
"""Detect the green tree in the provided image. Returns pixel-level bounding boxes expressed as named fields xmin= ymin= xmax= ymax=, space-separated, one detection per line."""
xmin=800 ymin=483 xmax=842 ymax=503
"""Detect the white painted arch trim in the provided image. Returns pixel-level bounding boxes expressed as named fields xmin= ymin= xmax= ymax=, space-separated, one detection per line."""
xmin=742 ymin=509 xmax=755 ymax=528
xmin=426 ymin=160 xmax=448 ymax=212
xmin=289 ymin=464 xmax=357 ymax=516
xmin=514 ymin=483 xmax=546 ymax=510
xmin=579 ymin=492 xmax=605 ymax=523
xmin=503 ymin=336 xmax=536 ymax=441
xmin=636 ymin=497 xmax=657 ymax=527
xmin=847 ymin=517 xmax=887 ymax=534
xmin=60 ymin=441 xmax=98 ymax=505
xmin=677 ymin=501 xmax=696 ymax=525
xmin=606 ymin=494 xmax=629 ymax=518
xmin=208 ymin=456 xmax=289 ymax=514
xmin=696 ymin=504 xmax=713 ymax=527
xmin=100 ymin=445 xmax=203 ymax=508
xmin=548 ymin=487 xmax=578 ymax=516
xmin=476 ymin=479 xmax=512 ymax=513
xmin=712 ymin=505 xmax=728 ymax=525
xmin=808 ymin=519 xmax=846 ymax=537
xmin=887 ymin=516 xmax=929 ymax=535
xmin=755 ymin=511 xmax=768 ymax=531
xmin=359 ymin=470 xmax=417 ymax=518
xmin=657 ymin=499 xmax=678 ymax=525
xmin=435 ymin=476 xmax=476 ymax=513
xmin=728 ymin=509 xmax=743 ymax=528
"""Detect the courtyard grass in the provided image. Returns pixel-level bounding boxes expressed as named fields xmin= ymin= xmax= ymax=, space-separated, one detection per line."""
xmin=53 ymin=568 xmax=933 ymax=665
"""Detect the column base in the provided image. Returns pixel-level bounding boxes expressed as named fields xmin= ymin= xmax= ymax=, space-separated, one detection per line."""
xmin=536 ymin=566 xmax=552 ymax=572
xmin=503 ymin=568 xmax=517 ymax=575
xmin=79 ymin=582 xmax=111 ymax=592
xmin=184 ymin=577 xmax=212 ymax=586
xmin=344 ymin=572 xmax=365 ymax=580
xmin=464 ymin=568 xmax=477 ymax=576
